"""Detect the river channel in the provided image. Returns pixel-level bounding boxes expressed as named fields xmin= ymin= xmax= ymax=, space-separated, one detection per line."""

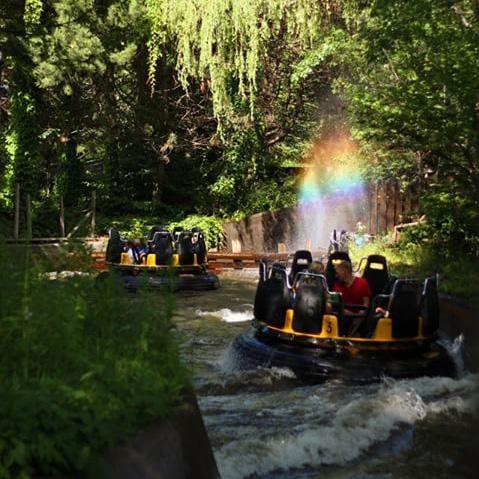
xmin=173 ymin=274 xmax=479 ymax=479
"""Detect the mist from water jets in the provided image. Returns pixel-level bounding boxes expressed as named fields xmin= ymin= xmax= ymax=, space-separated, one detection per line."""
xmin=295 ymin=130 xmax=368 ymax=252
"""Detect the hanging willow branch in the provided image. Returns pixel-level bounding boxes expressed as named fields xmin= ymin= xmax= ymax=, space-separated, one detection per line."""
xmin=24 ymin=0 xmax=44 ymax=34
xmin=145 ymin=0 xmax=340 ymax=121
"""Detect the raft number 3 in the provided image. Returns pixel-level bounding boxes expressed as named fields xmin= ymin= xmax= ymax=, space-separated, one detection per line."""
xmin=326 ymin=320 xmax=333 ymax=335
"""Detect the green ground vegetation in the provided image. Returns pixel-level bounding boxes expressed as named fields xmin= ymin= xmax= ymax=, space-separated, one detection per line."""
xmin=0 ymin=244 xmax=188 ymax=478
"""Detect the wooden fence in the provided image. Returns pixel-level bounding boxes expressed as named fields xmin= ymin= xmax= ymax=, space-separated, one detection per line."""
xmin=10 ymin=184 xmax=97 ymax=240
xmin=222 ymin=180 xmax=420 ymax=253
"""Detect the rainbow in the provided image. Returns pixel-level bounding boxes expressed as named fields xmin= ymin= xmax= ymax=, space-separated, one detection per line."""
xmin=295 ymin=133 xmax=367 ymax=250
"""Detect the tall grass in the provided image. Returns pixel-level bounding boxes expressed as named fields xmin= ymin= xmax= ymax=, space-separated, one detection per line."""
xmin=0 ymin=244 xmax=187 ymax=477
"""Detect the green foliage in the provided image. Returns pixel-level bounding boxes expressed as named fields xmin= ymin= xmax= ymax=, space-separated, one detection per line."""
xmin=106 ymin=216 xmax=158 ymax=239
xmin=400 ymin=188 xmax=479 ymax=257
xmin=350 ymin=234 xmax=479 ymax=299
xmin=2 ymin=0 xmax=477 ymax=263
xmin=0 ymin=244 xmax=187 ymax=477
xmin=23 ymin=0 xmax=43 ymax=33
xmin=146 ymin=0 xmax=325 ymax=119
xmin=30 ymin=0 xmax=106 ymax=94
xmin=0 ymin=134 xmax=10 ymax=208
xmin=98 ymin=213 xmax=224 ymax=249
xmin=56 ymin=139 xmax=86 ymax=207
xmin=167 ymin=215 xmax=224 ymax=249
xmin=341 ymin=0 xmax=479 ymax=189
xmin=4 ymin=91 xmax=42 ymax=200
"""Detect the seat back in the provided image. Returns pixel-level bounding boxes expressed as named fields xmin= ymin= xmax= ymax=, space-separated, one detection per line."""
xmin=150 ymin=231 xmax=174 ymax=265
xmin=254 ymin=264 xmax=292 ymax=328
xmin=106 ymin=227 xmax=123 ymax=263
xmin=190 ymin=229 xmax=207 ymax=264
xmin=289 ymin=250 xmax=313 ymax=284
xmin=147 ymin=225 xmax=164 ymax=242
xmin=258 ymin=259 xmax=268 ymax=282
xmin=388 ymin=279 xmax=421 ymax=338
xmin=292 ymin=273 xmax=328 ymax=334
xmin=421 ymin=275 xmax=440 ymax=336
xmin=362 ymin=254 xmax=389 ymax=296
xmin=325 ymin=251 xmax=351 ymax=289
xmin=177 ymin=231 xmax=195 ymax=265
xmin=172 ymin=226 xmax=184 ymax=245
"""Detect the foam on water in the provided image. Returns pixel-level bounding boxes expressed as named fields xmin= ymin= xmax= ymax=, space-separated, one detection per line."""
xmin=213 ymin=373 xmax=479 ymax=479
xmin=445 ymin=333 xmax=466 ymax=374
xmin=196 ymin=308 xmax=253 ymax=323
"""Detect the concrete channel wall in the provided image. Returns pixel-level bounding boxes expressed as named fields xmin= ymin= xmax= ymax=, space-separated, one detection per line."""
xmin=221 ymin=182 xmax=420 ymax=253
xmin=38 ymin=391 xmax=219 ymax=479
xmin=222 ymin=202 xmax=367 ymax=253
xmin=95 ymin=390 xmax=219 ymax=479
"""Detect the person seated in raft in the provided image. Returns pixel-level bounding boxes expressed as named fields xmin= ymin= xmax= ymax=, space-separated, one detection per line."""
xmin=333 ymin=260 xmax=372 ymax=334
xmin=305 ymin=261 xmax=335 ymax=314
xmin=136 ymin=238 xmax=148 ymax=263
xmin=127 ymin=239 xmax=147 ymax=265
xmin=308 ymin=261 xmax=325 ymax=274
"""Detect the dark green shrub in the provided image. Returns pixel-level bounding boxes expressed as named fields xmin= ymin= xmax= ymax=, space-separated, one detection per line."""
xmin=401 ymin=189 xmax=479 ymax=258
xmin=0 ymin=245 xmax=187 ymax=478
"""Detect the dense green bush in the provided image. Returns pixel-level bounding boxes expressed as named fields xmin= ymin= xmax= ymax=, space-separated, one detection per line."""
xmin=0 ymin=245 xmax=187 ymax=478
xmin=97 ymin=214 xmax=225 ymax=250
xmin=167 ymin=215 xmax=225 ymax=249
xmin=349 ymin=234 xmax=479 ymax=299
xmin=400 ymin=189 xmax=479 ymax=258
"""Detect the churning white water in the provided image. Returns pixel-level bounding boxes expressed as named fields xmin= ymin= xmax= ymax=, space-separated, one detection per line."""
xmin=196 ymin=307 xmax=254 ymax=323
xmin=206 ymin=374 xmax=478 ymax=479
xmin=173 ymin=278 xmax=478 ymax=479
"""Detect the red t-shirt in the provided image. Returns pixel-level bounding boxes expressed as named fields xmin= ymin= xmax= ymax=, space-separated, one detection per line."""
xmin=333 ymin=276 xmax=372 ymax=305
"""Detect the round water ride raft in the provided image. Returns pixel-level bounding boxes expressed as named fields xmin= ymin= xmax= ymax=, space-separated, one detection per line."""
xmin=231 ymin=250 xmax=457 ymax=383
xmin=99 ymin=225 xmax=220 ymax=292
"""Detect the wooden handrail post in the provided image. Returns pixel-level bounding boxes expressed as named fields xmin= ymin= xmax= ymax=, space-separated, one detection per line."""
xmin=90 ymin=191 xmax=96 ymax=238
xmin=60 ymin=196 xmax=65 ymax=237
xmin=26 ymin=193 xmax=32 ymax=240
xmin=14 ymin=183 xmax=20 ymax=240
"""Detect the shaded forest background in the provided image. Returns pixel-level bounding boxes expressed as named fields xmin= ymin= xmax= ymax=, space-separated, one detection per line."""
xmin=0 ymin=0 xmax=478 ymax=258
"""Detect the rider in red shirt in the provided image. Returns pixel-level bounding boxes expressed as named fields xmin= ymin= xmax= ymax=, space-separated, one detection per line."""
xmin=333 ymin=260 xmax=372 ymax=316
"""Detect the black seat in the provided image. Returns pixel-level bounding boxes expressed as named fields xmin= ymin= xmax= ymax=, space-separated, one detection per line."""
xmin=325 ymin=251 xmax=351 ymax=289
xmin=191 ymin=228 xmax=207 ymax=264
xmin=147 ymin=225 xmax=164 ymax=243
xmin=289 ymin=250 xmax=313 ymax=284
xmin=149 ymin=230 xmax=174 ymax=265
xmin=258 ymin=259 xmax=268 ymax=282
xmin=388 ymin=279 xmax=421 ymax=338
xmin=362 ymin=255 xmax=389 ymax=297
xmin=177 ymin=231 xmax=195 ymax=265
xmin=254 ymin=264 xmax=292 ymax=328
xmin=106 ymin=227 xmax=123 ymax=263
xmin=172 ymin=226 xmax=184 ymax=246
xmin=421 ymin=275 xmax=440 ymax=336
xmin=292 ymin=273 xmax=327 ymax=334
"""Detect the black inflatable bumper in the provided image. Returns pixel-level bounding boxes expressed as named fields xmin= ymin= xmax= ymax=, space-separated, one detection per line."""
xmin=98 ymin=271 xmax=220 ymax=292
xmin=230 ymin=328 xmax=458 ymax=383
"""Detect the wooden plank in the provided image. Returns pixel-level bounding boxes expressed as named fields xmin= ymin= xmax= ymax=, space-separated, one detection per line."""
xmin=67 ymin=210 xmax=92 ymax=239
